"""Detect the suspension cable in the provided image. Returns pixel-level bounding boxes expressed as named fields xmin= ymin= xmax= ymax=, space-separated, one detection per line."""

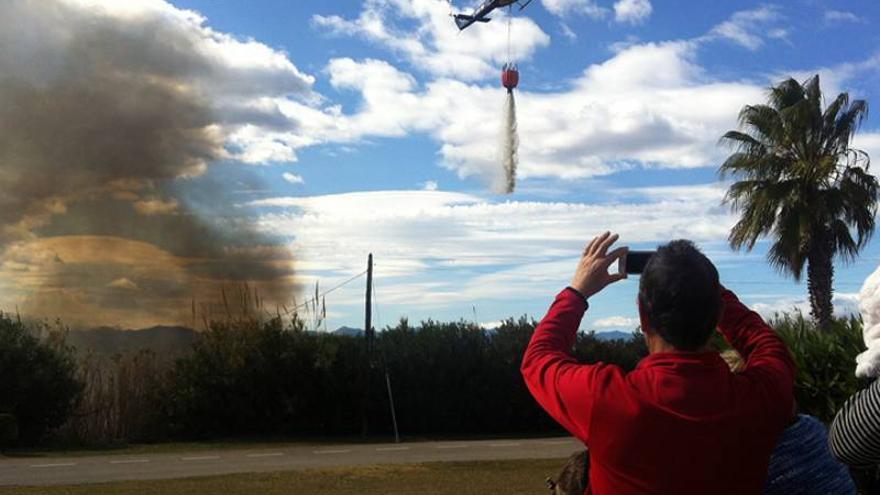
xmin=507 ymin=5 xmax=512 ymax=64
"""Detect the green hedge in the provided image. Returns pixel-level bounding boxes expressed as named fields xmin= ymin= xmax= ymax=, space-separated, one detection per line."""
xmin=0 ymin=314 xmax=82 ymax=445
xmin=7 ymin=309 xmax=870 ymax=446
xmin=158 ymin=315 xmax=647 ymax=439
xmin=772 ymin=313 xmax=869 ymax=423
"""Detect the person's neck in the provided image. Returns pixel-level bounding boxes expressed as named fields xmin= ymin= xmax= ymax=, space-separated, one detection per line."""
xmin=645 ymin=333 xmax=711 ymax=354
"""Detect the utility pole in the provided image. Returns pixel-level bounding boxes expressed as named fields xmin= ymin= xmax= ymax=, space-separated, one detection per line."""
xmin=361 ymin=253 xmax=373 ymax=437
xmin=365 ymin=253 xmax=373 ymax=355
xmin=362 ymin=253 xmax=400 ymax=442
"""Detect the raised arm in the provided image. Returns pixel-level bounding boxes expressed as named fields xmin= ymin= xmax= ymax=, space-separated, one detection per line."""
xmin=520 ymin=288 xmax=620 ymax=442
xmin=520 ymin=232 xmax=627 ymax=443
xmin=717 ymin=287 xmax=796 ymax=413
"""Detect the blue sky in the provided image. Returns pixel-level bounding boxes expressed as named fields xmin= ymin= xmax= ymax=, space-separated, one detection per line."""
xmin=174 ymin=0 xmax=880 ymax=330
xmin=3 ymin=0 xmax=880 ymax=331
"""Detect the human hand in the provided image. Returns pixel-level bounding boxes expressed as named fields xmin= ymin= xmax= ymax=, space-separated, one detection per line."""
xmin=571 ymin=232 xmax=628 ymax=299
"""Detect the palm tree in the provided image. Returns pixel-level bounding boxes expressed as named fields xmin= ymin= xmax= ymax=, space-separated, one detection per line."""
xmin=719 ymin=75 xmax=877 ymax=332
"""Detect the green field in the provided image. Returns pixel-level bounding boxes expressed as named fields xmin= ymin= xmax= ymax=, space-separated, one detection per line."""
xmin=3 ymin=459 xmax=562 ymax=495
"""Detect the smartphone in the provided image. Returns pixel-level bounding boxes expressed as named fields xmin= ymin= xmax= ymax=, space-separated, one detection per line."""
xmin=619 ymin=250 xmax=655 ymax=275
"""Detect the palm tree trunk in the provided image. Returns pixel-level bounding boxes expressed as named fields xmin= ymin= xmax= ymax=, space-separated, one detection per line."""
xmin=807 ymin=233 xmax=835 ymax=333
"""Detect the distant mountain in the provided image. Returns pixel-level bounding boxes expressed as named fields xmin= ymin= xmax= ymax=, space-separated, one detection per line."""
xmin=594 ymin=330 xmax=637 ymax=342
xmin=66 ymin=325 xmax=198 ymax=356
xmin=334 ymin=326 xmax=363 ymax=337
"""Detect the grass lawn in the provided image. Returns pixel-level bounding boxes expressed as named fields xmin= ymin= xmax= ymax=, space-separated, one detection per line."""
xmin=3 ymin=458 xmax=563 ymax=495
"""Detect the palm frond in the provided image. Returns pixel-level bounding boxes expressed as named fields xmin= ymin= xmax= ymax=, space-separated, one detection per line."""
xmin=769 ymin=78 xmax=806 ymax=111
xmin=738 ymin=104 xmax=783 ymax=144
xmin=767 ymin=205 xmax=809 ymax=279
xmin=829 ymin=99 xmax=869 ymax=152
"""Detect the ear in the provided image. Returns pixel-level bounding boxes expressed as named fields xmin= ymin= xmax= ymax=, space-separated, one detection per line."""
xmin=637 ymin=295 xmax=652 ymax=335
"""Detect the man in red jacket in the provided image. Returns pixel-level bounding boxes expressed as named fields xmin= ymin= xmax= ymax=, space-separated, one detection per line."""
xmin=521 ymin=232 xmax=795 ymax=495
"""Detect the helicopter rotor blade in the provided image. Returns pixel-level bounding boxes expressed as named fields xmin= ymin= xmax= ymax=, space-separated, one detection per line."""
xmin=518 ymin=0 xmax=534 ymax=11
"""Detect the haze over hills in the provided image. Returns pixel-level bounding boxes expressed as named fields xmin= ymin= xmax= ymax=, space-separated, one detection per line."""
xmin=592 ymin=330 xmax=637 ymax=341
xmin=66 ymin=326 xmax=198 ymax=356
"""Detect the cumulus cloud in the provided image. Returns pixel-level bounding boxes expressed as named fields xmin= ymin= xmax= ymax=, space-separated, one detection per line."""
xmin=296 ymin=3 xmax=878 ymax=187
xmin=313 ymin=0 xmax=549 ymax=81
xmin=303 ymin=42 xmax=767 ymax=183
xmin=0 ymin=0 xmax=305 ymax=327
xmin=706 ymin=6 xmax=784 ymax=50
xmin=542 ymin=0 xmax=608 ymax=19
xmin=614 ymin=0 xmax=652 ymax=24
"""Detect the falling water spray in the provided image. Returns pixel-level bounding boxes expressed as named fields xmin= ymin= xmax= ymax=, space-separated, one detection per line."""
xmin=500 ymin=90 xmax=518 ymax=194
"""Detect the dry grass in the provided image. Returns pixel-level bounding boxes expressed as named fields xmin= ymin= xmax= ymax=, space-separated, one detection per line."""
xmin=2 ymin=458 xmax=562 ymax=495
xmin=53 ymin=350 xmax=169 ymax=444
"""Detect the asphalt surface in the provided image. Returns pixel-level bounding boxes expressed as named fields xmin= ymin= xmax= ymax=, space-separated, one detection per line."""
xmin=0 ymin=436 xmax=581 ymax=486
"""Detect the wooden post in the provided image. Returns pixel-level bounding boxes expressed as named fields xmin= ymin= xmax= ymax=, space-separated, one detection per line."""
xmin=361 ymin=253 xmax=373 ymax=437
xmin=365 ymin=253 xmax=373 ymax=355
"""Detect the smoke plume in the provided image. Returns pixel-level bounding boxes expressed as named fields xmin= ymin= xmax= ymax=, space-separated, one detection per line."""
xmin=499 ymin=92 xmax=519 ymax=194
xmin=0 ymin=0 xmax=310 ymax=327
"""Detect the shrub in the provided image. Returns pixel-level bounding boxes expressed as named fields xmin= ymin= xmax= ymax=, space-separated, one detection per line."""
xmin=0 ymin=413 xmax=17 ymax=446
xmin=164 ymin=315 xmax=366 ymax=438
xmin=0 ymin=314 xmax=82 ymax=445
xmin=772 ymin=313 xmax=868 ymax=423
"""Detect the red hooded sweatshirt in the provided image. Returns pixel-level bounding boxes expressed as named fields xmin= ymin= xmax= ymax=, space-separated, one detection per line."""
xmin=521 ymin=287 xmax=795 ymax=495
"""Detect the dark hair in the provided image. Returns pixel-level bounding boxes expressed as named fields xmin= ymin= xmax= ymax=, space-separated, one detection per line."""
xmin=638 ymin=240 xmax=721 ymax=351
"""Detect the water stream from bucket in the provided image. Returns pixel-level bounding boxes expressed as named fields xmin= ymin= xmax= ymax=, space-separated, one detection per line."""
xmin=500 ymin=91 xmax=518 ymax=194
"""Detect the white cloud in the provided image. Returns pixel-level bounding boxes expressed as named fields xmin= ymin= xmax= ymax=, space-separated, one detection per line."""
xmin=268 ymin=4 xmax=877 ymax=187
xmin=299 ymin=42 xmax=767 ymax=183
xmin=313 ymin=0 xmax=550 ymax=81
xmin=282 ymin=172 xmax=305 ymax=184
xmin=750 ymin=292 xmax=860 ymax=320
xmin=422 ymin=180 xmax=439 ymax=191
xmin=591 ymin=315 xmax=640 ymax=329
xmin=542 ymin=0 xmax=608 ymax=19
xmin=853 ymin=132 xmax=880 ymax=177
xmin=251 ymin=186 xmax=735 ymax=307
xmin=824 ymin=10 xmax=864 ymax=24
xmin=614 ymin=0 xmax=652 ymax=25
xmin=707 ymin=6 xmax=783 ymax=50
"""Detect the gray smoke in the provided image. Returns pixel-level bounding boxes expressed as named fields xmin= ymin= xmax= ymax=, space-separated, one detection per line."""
xmin=0 ymin=0 xmax=307 ymax=327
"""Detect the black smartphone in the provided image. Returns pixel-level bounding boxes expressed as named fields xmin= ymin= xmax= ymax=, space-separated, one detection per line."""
xmin=619 ymin=250 xmax=655 ymax=275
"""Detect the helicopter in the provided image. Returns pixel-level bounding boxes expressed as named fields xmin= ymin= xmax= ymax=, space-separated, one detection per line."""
xmin=452 ymin=0 xmax=534 ymax=31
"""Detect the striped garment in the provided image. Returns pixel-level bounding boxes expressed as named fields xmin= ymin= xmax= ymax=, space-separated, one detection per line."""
xmin=765 ymin=414 xmax=855 ymax=494
xmin=830 ymin=379 xmax=880 ymax=467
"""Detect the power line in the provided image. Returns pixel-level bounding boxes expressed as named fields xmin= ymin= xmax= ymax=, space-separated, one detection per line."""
xmin=281 ymin=269 xmax=368 ymax=315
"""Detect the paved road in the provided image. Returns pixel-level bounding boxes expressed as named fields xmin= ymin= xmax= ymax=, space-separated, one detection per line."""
xmin=0 ymin=437 xmax=581 ymax=486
